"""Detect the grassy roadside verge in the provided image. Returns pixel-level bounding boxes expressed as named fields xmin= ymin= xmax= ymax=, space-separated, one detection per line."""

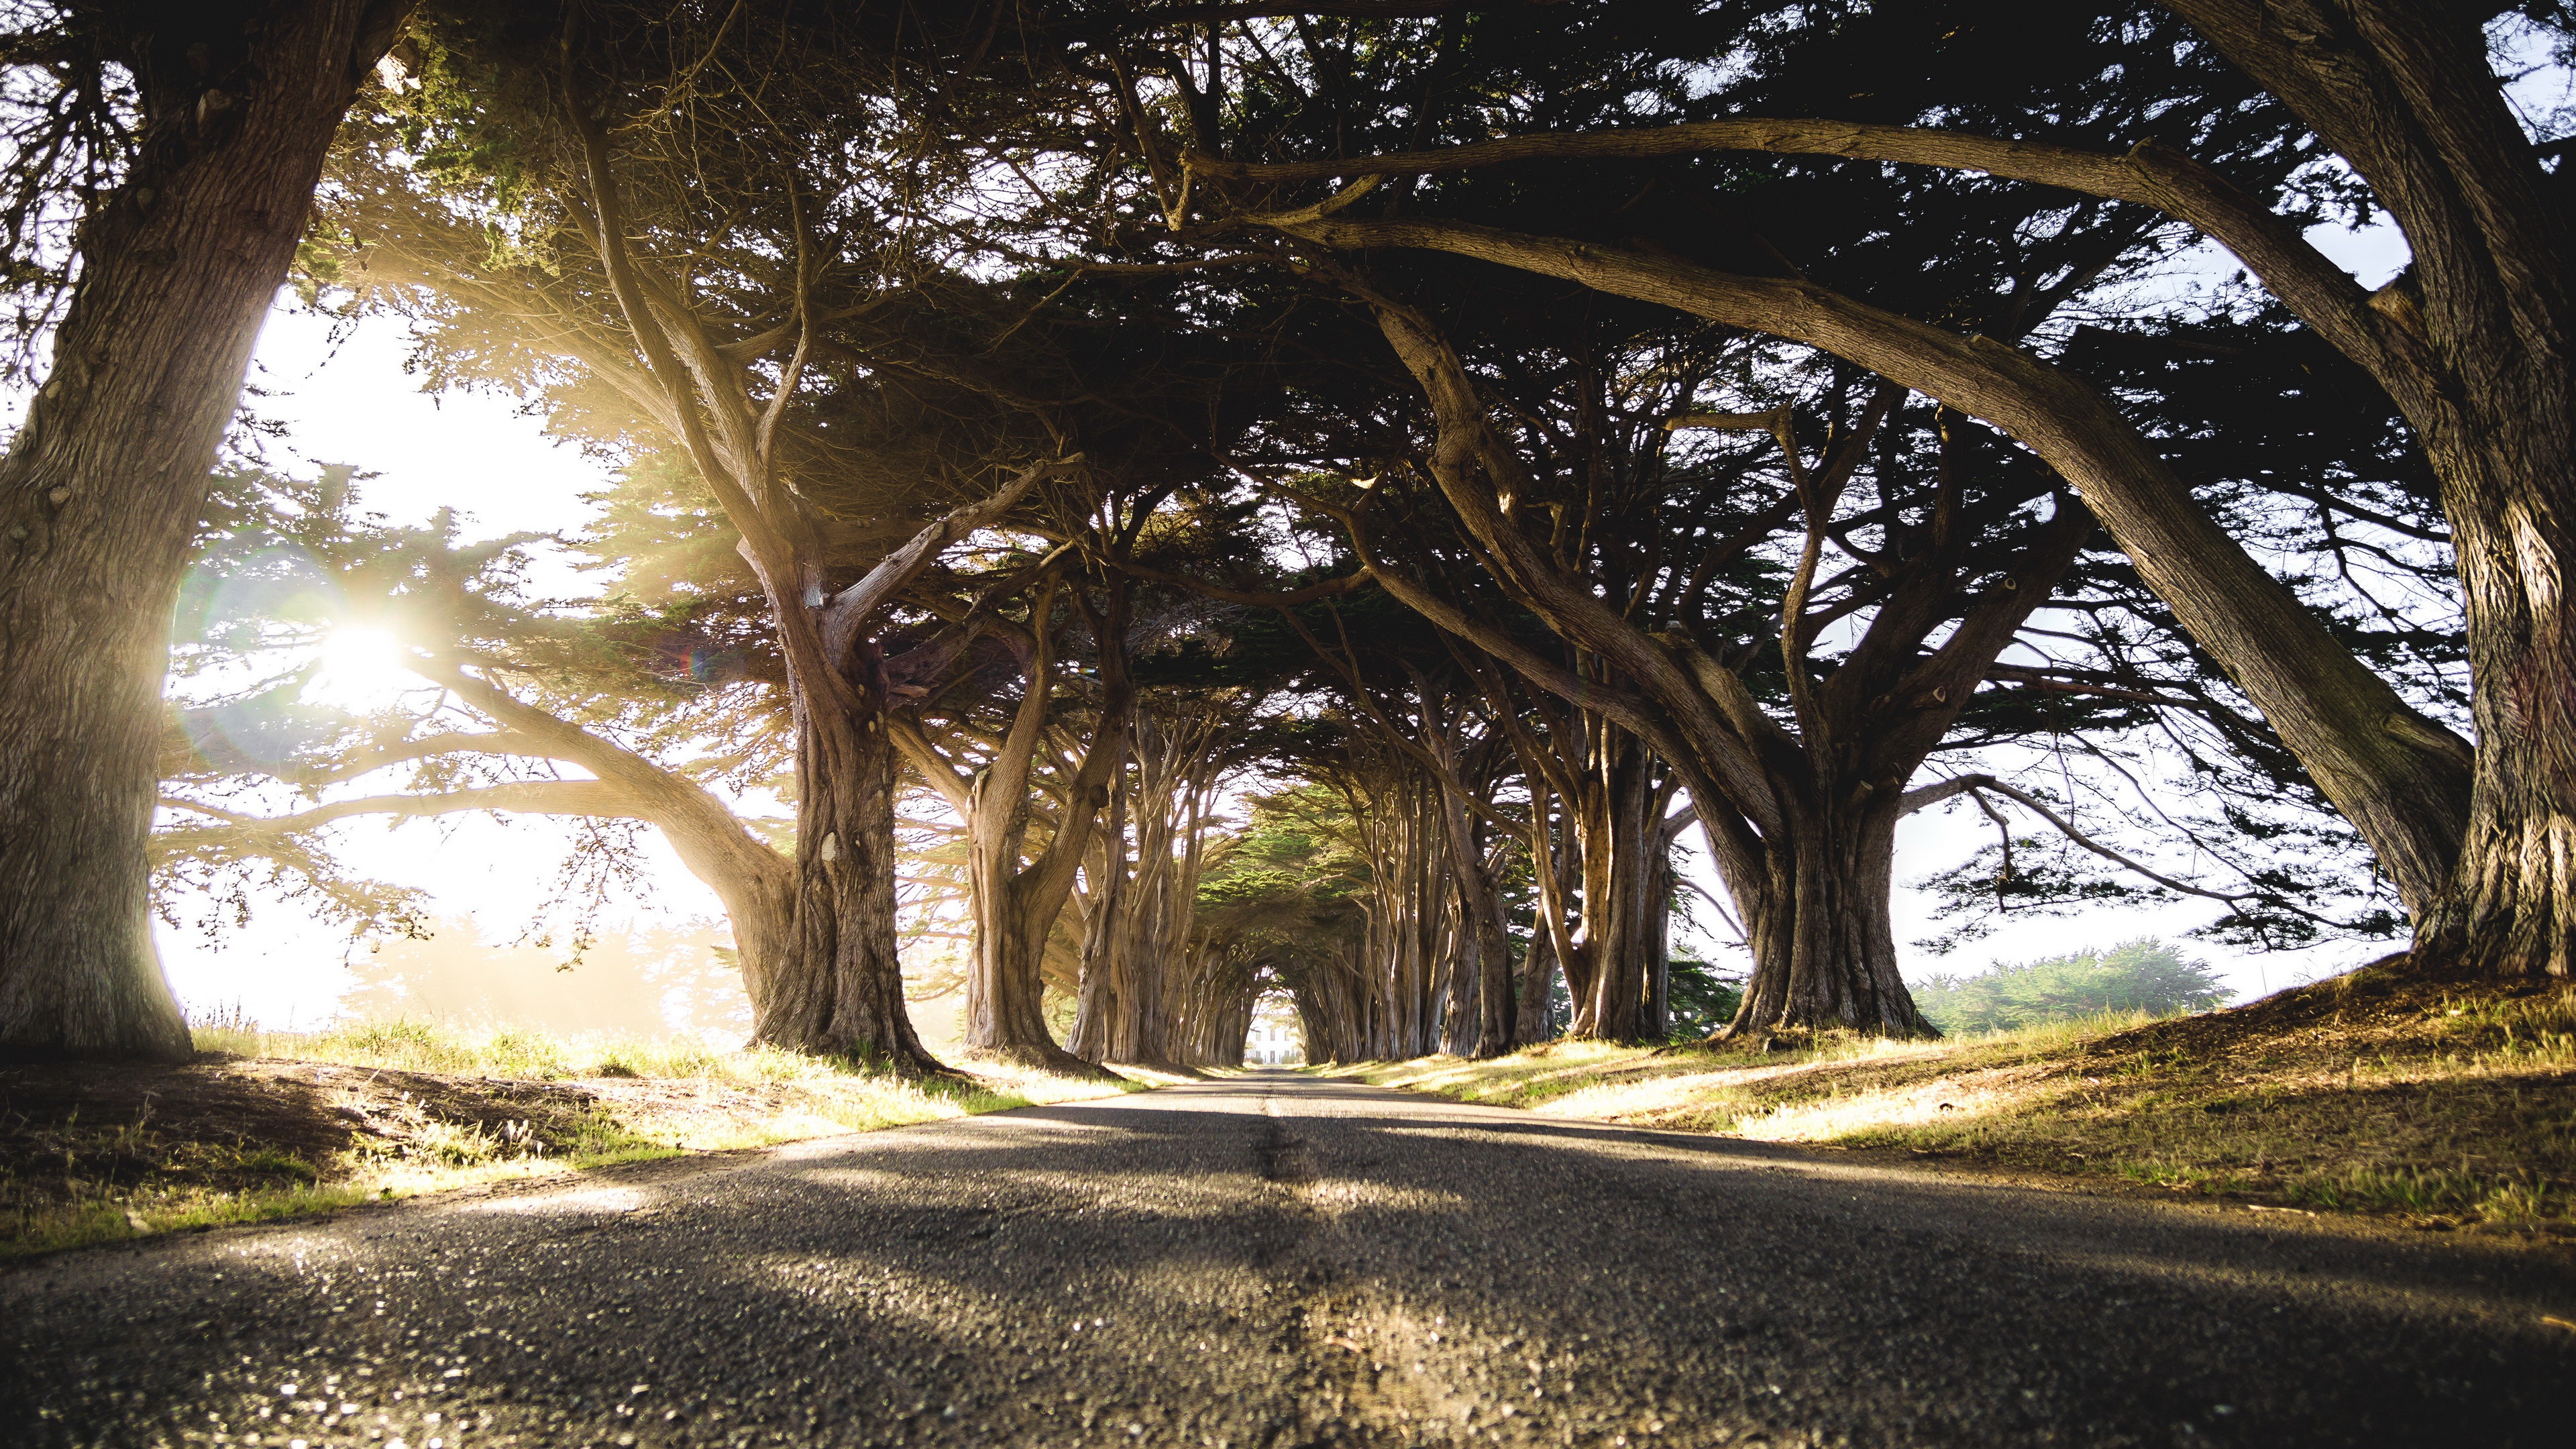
xmin=1330 ymin=961 xmax=2576 ymax=1235
xmin=3 ymin=1020 xmax=1169 ymax=1259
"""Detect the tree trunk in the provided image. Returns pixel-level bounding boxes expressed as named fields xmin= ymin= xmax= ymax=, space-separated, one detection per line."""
xmin=1320 ymin=220 xmax=2474 ymax=924
xmin=1726 ymin=791 xmax=1927 ymax=1038
xmin=0 ymin=0 xmax=410 ymax=1060
xmin=1646 ymin=842 xmax=1673 ymax=1041
xmin=1071 ymin=708 xmax=1214 ymax=1069
xmin=1422 ymin=711 xmax=1514 ymax=1057
xmin=964 ymin=841 xmax=1076 ymax=1068
xmin=1574 ymin=733 xmax=1660 ymax=1042
xmin=1515 ymin=769 xmax=1578 ymax=1046
xmin=2157 ymin=0 xmax=2575 ymax=976
xmin=752 ymin=694 xmax=941 ymax=1068
xmin=963 ymin=755 xmax=1110 ymax=1075
xmin=1514 ymin=929 xmax=1560 ymax=1046
xmin=1067 ymin=790 xmax=1125 ymax=1063
xmin=959 ymin=579 xmax=1127 ymax=1075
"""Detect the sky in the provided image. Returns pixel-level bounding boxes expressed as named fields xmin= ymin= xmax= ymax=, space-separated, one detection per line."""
xmin=150 ymin=202 xmax=2426 ymax=1033
xmin=160 ymin=308 xmax=729 ymax=1028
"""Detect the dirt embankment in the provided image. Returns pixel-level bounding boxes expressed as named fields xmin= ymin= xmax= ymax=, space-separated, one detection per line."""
xmin=1347 ymin=962 xmax=2576 ymax=1235
xmin=3 ymin=1040 xmax=1157 ymax=1257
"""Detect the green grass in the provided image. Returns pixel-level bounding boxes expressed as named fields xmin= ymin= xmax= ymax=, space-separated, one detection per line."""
xmin=1331 ymin=976 xmax=2576 ymax=1230
xmin=6 ymin=1018 xmax=1148 ymax=1259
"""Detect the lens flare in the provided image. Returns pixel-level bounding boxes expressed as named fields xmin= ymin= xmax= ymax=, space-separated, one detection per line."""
xmin=307 ymin=624 xmax=421 ymax=710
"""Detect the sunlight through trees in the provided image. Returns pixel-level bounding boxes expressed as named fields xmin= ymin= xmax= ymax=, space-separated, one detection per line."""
xmin=1 ymin=1 xmax=2562 ymax=1071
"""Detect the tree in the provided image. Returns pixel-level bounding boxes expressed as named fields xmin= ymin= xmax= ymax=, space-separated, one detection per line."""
xmin=0 ymin=0 xmax=413 ymax=1059
xmin=1184 ymin=0 xmax=2572 ymax=979
xmin=310 ymin=4 xmax=1128 ymax=1070
xmin=998 ymin=0 xmax=2437 ymax=1037
xmin=898 ymin=568 xmax=1133 ymax=1074
xmin=1911 ymin=938 xmax=2233 ymax=1034
xmin=1067 ymin=685 xmax=1250 ymax=1069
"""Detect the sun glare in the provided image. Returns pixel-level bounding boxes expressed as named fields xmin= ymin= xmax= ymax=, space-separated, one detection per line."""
xmin=307 ymin=624 xmax=421 ymax=710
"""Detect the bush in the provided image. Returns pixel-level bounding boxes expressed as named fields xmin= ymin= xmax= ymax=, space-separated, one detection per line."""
xmin=1666 ymin=955 xmax=1746 ymax=1040
xmin=1911 ymin=938 xmax=2231 ymax=1034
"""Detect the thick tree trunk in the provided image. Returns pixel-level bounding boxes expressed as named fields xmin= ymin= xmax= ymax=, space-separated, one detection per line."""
xmin=1515 ymin=776 xmax=1578 ymax=1046
xmin=1070 ymin=710 xmax=1212 ymax=1069
xmin=2416 ymin=402 xmax=2576 ymax=975
xmin=1646 ymin=844 xmax=1672 ymax=1041
xmin=1167 ymin=939 xmax=1259 ymax=1067
xmin=961 ymin=758 xmax=1108 ymax=1075
xmin=958 ymin=582 xmax=1128 ymax=1076
xmin=1568 ymin=731 xmax=1662 ymax=1042
xmin=1067 ymin=795 xmax=1125 ymax=1063
xmin=1281 ymin=947 xmax=1370 ymax=1064
xmin=1424 ymin=718 xmax=1514 ymax=1057
xmin=752 ymin=697 xmax=941 ymax=1069
xmin=1726 ymin=793 xmax=1929 ymax=1038
xmin=0 ymin=0 xmax=409 ymax=1060
xmin=2158 ymin=0 xmax=2575 ymax=977
xmin=1513 ymin=930 xmax=1560 ymax=1046
xmin=964 ymin=853 xmax=1080 ymax=1069
xmin=1460 ymin=839 xmax=1517 ymax=1058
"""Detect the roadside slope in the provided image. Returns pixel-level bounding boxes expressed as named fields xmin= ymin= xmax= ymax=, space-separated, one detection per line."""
xmin=3 ymin=1021 xmax=1162 ymax=1256
xmin=1340 ymin=961 xmax=2576 ymax=1230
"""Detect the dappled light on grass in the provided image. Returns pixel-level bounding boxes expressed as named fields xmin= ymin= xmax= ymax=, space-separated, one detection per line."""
xmin=3 ymin=1020 xmax=1139 ymax=1258
xmin=1340 ymin=977 xmax=2576 ymax=1232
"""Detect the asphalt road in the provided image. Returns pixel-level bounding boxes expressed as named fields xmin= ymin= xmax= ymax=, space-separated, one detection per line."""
xmin=6 ymin=1073 xmax=2572 ymax=1447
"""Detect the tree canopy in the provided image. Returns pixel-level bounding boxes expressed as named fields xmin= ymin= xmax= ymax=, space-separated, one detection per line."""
xmin=5 ymin=0 xmax=2559 ymax=1065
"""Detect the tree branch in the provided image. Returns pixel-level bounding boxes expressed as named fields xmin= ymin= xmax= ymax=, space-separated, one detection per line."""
xmin=1931 ymin=772 xmax=2337 ymax=924
xmin=1191 ymin=117 xmax=2427 ymax=396
xmin=162 ymin=781 xmax=646 ymax=837
xmin=819 ymin=454 xmax=1081 ymax=667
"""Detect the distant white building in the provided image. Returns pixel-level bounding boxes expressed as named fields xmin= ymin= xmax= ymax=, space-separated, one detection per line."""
xmin=1246 ymin=996 xmax=1305 ymax=1066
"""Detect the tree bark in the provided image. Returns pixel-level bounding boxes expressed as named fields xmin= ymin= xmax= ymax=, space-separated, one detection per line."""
xmin=955 ymin=579 xmax=1129 ymax=1075
xmin=1432 ymin=752 xmax=1513 ymax=1056
xmin=1731 ymin=788 xmax=1924 ymax=1037
xmin=0 ymin=0 xmax=412 ymax=1059
xmin=2155 ymin=0 xmax=2576 ymax=976
xmin=1067 ymin=783 xmax=1126 ymax=1063
xmin=749 ymin=688 xmax=930 ymax=1063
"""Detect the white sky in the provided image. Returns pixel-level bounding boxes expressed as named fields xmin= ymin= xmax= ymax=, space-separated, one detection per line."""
xmin=160 ymin=307 xmax=729 ymax=1027
xmin=160 ymin=205 xmax=2422 ymax=1028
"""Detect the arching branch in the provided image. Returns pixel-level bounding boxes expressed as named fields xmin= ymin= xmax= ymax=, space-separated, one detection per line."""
xmin=161 ymin=780 xmax=646 ymax=838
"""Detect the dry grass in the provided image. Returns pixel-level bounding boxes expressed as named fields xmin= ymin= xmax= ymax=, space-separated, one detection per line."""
xmin=3 ymin=1020 xmax=1157 ymax=1259
xmin=1335 ymin=961 xmax=2576 ymax=1233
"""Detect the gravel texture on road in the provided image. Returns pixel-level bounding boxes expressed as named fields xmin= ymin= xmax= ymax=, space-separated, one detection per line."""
xmin=6 ymin=1072 xmax=2571 ymax=1446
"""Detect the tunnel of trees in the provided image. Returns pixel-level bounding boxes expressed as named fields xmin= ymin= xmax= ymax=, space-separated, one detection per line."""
xmin=0 ymin=0 xmax=2553 ymax=1069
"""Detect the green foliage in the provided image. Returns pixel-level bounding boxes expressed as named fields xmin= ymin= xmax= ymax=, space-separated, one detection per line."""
xmin=1910 ymin=939 xmax=2232 ymax=1034
xmin=1196 ymin=784 xmax=1371 ymax=920
xmin=1664 ymin=956 xmax=1744 ymax=1040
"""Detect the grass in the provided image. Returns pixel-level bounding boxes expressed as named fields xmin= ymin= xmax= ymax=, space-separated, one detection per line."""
xmin=1330 ymin=963 xmax=2576 ymax=1232
xmin=3 ymin=1019 xmax=1159 ymax=1260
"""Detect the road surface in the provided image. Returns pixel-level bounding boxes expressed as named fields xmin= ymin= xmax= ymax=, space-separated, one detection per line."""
xmin=6 ymin=1073 xmax=2571 ymax=1446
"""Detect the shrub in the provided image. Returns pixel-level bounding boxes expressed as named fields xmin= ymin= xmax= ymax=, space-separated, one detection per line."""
xmin=1911 ymin=938 xmax=2231 ymax=1034
xmin=1666 ymin=955 xmax=1746 ymax=1040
